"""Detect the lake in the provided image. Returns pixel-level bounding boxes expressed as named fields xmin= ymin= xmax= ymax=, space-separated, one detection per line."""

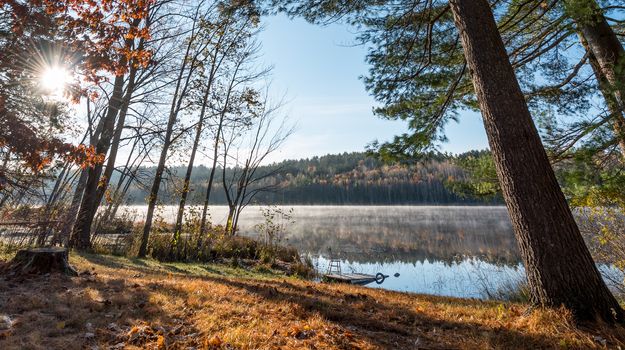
xmin=120 ymin=205 xmax=622 ymax=299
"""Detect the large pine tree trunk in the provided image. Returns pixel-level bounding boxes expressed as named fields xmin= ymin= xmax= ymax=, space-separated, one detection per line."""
xmin=448 ymin=0 xmax=623 ymax=322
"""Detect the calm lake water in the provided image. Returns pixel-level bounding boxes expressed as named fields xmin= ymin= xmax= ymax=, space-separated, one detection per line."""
xmin=120 ymin=205 xmax=622 ymax=299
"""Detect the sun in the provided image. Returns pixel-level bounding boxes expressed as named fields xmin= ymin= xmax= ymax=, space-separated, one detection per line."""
xmin=40 ymin=66 xmax=71 ymax=98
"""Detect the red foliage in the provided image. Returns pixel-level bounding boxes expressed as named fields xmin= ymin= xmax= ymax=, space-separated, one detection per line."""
xmin=0 ymin=0 xmax=153 ymax=176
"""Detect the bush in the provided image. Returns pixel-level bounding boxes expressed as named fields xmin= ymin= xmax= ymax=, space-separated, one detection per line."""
xmin=290 ymin=254 xmax=316 ymax=279
xmin=91 ymin=206 xmax=314 ymax=279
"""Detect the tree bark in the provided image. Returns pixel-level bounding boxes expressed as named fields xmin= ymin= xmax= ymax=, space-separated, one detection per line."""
xmin=92 ymin=64 xmax=138 ymax=219
xmin=63 ymin=108 xmax=107 ymax=243
xmin=69 ymin=73 xmax=126 ymax=250
xmin=448 ymin=0 xmax=623 ymax=323
xmin=579 ymin=34 xmax=625 ymax=157
xmin=2 ymin=247 xmax=78 ymax=277
xmin=70 ymin=18 xmax=142 ymax=250
xmin=198 ymin=115 xmax=224 ymax=237
xmin=138 ymin=25 xmax=200 ymax=258
xmin=570 ymin=0 xmax=625 ymax=157
xmin=172 ymin=75 xmax=213 ymax=247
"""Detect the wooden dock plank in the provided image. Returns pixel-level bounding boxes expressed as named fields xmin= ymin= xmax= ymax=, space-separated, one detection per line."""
xmin=323 ymin=272 xmax=379 ymax=285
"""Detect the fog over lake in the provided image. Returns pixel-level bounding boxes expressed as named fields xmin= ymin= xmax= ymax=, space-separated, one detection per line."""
xmin=120 ymin=205 xmax=621 ymax=299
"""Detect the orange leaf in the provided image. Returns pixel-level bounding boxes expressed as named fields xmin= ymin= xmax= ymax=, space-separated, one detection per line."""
xmin=205 ymin=335 xmax=222 ymax=347
xmin=156 ymin=335 xmax=165 ymax=349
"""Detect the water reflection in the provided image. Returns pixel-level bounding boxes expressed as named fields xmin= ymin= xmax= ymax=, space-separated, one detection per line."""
xmin=122 ymin=205 xmax=622 ymax=299
xmin=125 ymin=205 xmax=525 ymax=298
xmin=314 ymin=256 xmax=525 ymax=298
xmin=281 ymin=206 xmax=519 ymax=266
xmin=125 ymin=205 xmax=518 ymax=265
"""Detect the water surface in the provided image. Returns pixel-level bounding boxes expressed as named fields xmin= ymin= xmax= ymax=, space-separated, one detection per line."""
xmin=121 ymin=205 xmax=621 ymax=299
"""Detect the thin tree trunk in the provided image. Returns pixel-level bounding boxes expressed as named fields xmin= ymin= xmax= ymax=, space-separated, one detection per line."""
xmin=64 ymin=105 xmax=106 ymax=237
xmin=94 ymin=65 xmax=138 ymax=212
xmin=70 ymin=19 xmax=141 ymax=250
xmin=570 ymin=2 xmax=625 ymax=156
xmin=109 ymin=150 xmax=150 ymax=220
xmin=61 ymin=167 xmax=88 ymax=245
xmin=99 ymin=130 xmax=140 ymax=224
xmin=198 ymin=117 xmax=223 ymax=237
xmin=173 ymin=77 xmax=212 ymax=244
xmin=138 ymin=24 xmax=200 ymax=258
xmin=176 ymin=28 xmax=231 ymax=242
xmin=77 ymin=66 xmax=138 ymax=240
xmin=138 ymin=133 xmax=172 ymax=258
xmin=581 ymin=35 xmax=625 ymax=157
xmin=449 ymin=0 xmax=623 ymax=322
xmin=69 ymin=73 xmax=126 ymax=250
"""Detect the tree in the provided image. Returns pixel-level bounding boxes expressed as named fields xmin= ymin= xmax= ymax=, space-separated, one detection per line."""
xmin=219 ymin=88 xmax=292 ymax=234
xmin=173 ymin=3 xmax=260 ymax=245
xmin=564 ymin=0 xmax=625 ymax=156
xmin=70 ymin=16 xmax=150 ymax=250
xmin=0 ymin=1 xmax=106 ymax=198
xmin=0 ymin=0 xmax=153 ymax=247
xmin=137 ymin=2 xmax=215 ymax=258
xmin=272 ymin=0 xmax=624 ymax=322
xmin=449 ymin=0 xmax=621 ymax=322
xmin=490 ymin=0 xmax=625 ymax=161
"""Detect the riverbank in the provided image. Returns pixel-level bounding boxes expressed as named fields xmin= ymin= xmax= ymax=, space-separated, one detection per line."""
xmin=1 ymin=252 xmax=624 ymax=349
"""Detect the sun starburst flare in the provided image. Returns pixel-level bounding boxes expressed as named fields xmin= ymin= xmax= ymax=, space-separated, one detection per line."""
xmin=40 ymin=66 xmax=71 ymax=99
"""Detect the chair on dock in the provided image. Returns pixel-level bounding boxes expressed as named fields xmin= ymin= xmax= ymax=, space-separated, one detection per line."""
xmin=326 ymin=258 xmax=342 ymax=275
xmin=323 ymin=251 xmax=388 ymax=286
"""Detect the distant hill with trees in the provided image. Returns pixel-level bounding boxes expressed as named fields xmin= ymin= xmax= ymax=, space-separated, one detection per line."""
xmin=121 ymin=151 xmax=502 ymax=205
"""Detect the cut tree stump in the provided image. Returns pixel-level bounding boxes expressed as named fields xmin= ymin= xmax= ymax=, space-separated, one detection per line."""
xmin=2 ymin=247 xmax=78 ymax=277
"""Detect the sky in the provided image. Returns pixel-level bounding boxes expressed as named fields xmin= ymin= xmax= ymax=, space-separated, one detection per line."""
xmin=257 ymin=14 xmax=490 ymax=163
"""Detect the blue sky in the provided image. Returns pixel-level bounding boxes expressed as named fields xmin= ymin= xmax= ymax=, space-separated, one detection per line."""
xmin=258 ymin=14 xmax=489 ymax=162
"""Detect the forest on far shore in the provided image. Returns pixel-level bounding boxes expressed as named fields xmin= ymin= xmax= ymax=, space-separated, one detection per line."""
xmin=118 ymin=151 xmax=502 ymax=205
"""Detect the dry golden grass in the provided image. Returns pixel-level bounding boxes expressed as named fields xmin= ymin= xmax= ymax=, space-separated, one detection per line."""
xmin=1 ymin=252 xmax=624 ymax=349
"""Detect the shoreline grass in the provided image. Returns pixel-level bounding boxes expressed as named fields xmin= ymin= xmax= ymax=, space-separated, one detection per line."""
xmin=1 ymin=251 xmax=625 ymax=349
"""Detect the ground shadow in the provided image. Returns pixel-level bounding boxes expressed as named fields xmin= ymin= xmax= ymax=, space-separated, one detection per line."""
xmin=0 ymin=269 xmax=200 ymax=350
xmin=6 ymin=253 xmax=623 ymax=349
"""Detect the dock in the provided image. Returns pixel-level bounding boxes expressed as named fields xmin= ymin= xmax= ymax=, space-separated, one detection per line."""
xmin=323 ymin=256 xmax=388 ymax=285
xmin=323 ymin=272 xmax=387 ymax=285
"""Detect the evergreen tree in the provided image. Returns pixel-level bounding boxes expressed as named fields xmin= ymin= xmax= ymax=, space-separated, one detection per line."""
xmin=270 ymin=0 xmax=624 ymax=322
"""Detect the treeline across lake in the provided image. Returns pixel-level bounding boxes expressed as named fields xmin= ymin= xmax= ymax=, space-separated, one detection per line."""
xmin=121 ymin=151 xmax=501 ymax=205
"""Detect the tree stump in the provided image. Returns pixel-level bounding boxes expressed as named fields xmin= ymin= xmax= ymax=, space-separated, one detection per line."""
xmin=2 ymin=247 xmax=78 ymax=277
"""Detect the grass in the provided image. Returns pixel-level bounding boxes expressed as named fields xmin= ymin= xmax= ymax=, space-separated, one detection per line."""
xmin=1 ymin=251 xmax=625 ymax=349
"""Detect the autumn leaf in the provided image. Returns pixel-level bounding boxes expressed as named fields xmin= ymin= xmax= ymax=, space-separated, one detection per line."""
xmin=205 ymin=335 xmax=222 ymax=347
xmin=156 ymin=335 xmax=165 ymax=350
